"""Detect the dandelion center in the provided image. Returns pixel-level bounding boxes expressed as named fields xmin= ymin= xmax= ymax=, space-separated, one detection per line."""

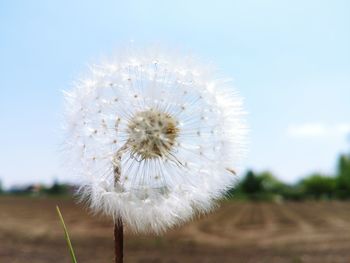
xmin=126 ymin=109 xmax=179 ymax=160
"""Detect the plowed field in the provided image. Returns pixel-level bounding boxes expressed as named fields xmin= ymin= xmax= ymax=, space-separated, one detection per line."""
xmin=1 ymin=197 xmax=350 ymax=263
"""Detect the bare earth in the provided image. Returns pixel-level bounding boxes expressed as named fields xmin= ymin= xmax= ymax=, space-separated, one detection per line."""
xmin=1 ymin=197 xmax=350 ymax=263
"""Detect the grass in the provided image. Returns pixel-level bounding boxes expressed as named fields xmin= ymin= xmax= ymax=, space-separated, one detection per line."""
xmin=56 ymin=205 xmax=78 ymax=263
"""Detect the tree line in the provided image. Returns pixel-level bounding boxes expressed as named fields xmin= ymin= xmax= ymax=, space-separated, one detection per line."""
xmin=228 ymin=152 xmax=350 ymax=201
xmin=0 ymin=180 xmax=74 ymax=196
xmin=1 ymin=152 xmax=350 ymax=200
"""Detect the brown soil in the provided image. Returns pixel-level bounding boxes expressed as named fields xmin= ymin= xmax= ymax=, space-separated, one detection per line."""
xmin=1 ymin=197 xmax=350 ymax=263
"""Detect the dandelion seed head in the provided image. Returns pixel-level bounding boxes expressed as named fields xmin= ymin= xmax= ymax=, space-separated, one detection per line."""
xmin=63 ymin=47 xmax=248 ymax=234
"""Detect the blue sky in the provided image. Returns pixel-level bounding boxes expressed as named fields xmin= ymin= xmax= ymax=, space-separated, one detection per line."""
xmin=1 ymin=0 xmax=349 ymax=188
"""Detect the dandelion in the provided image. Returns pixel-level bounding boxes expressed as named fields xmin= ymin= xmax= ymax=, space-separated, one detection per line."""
xmin=63 ymin=47 xmax=247 ymax=262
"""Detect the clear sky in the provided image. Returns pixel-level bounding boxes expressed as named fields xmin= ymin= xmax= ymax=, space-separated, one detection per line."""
xmin=1 ymin=0 xmax=349 ymax=188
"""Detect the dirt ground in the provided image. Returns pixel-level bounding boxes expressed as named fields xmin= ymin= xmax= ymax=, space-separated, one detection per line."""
xmin=1 ymin=197 xmax=350 ymax=263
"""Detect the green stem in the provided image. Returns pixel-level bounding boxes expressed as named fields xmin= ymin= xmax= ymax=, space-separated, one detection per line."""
xmin=56 ymin=206 xmax=78 ymax=263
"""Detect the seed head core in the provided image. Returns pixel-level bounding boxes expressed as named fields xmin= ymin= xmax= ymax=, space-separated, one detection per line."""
xmin=127 ymin=109 xmax=179 ymax=160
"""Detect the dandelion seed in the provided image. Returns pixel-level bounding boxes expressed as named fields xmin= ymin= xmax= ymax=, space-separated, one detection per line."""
xmin=63 ymin=47 xmax=247 ymax=234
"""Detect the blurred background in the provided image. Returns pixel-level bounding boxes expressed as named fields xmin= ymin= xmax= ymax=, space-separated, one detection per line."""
xmin=1 ymin=0 xmax=349 ymax=262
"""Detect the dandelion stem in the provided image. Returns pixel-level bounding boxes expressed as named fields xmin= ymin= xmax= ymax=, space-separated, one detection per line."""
xmin=113 ymin=142 xmax=128 ymax=263
xmin=114 ymin=217 xmax=124 ymax=263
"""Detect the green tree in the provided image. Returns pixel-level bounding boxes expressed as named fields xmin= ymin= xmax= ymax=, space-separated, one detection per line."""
xmin=336 ymin=154 xmax=350 ymax=198
xmin=46 ymin=181 xmax=69 ymax=195
xmin=240 ymin=170 xmax=263 ymax=199
xmin=259 ymin=171 xmax=285 ymax=194
xmin=300 ymin=174 xmax=336 ymax=199
xmin=258 ymin=171 xmax=299 ymax=200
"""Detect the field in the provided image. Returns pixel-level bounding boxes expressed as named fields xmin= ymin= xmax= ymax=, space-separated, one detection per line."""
xmin=1 ymin=197 xmax=350 ymax=262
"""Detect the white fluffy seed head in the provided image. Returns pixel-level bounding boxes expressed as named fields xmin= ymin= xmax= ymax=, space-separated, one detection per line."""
xmin=63 ymin=47 xmax=248 ymax=234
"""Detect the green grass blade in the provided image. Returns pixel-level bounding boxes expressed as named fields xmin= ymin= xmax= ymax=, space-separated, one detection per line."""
xmin=56 ymin=206 xmax=78 ymax=263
